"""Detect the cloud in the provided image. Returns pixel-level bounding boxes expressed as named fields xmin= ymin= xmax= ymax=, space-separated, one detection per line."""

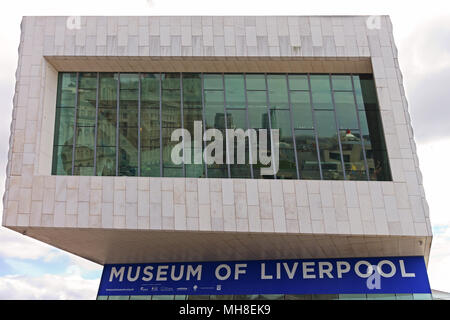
xmin=399 ymin=16 xmax=450 ymax=143
xmin=428 ymin=226 xmax=450 ymax=292
xmin=0 ymin=227 xmax=64 ymax=261
xmin=0 ymin=272 xmax=100 ymax=300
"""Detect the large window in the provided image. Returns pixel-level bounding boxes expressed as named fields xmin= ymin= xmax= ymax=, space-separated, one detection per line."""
xmin=52 ymin=72 xmax=391 ymax=181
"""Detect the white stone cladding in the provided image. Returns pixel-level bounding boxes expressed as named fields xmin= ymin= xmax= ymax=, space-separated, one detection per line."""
xmin=2 ymin=16 xmax=432 ymax=264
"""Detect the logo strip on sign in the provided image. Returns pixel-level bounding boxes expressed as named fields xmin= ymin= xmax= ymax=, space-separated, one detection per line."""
xmin=98 ymin=256 xmax=431 ymax=296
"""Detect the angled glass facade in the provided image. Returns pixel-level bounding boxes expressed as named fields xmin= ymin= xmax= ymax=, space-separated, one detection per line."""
xmin=52 ymin=72 xmax=391 ymax=181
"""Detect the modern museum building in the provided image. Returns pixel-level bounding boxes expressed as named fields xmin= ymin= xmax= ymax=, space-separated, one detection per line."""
xmin=2 ymin=15 xmax=433 ymax=300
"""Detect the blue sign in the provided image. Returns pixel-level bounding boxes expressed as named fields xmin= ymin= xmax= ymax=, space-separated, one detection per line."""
xmin=98 ymin=256 xmax=431 ymax=296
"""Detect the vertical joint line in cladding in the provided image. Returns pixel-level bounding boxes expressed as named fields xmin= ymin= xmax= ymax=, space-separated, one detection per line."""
xmin=243 ymin=73 xmax=254 ymax=179
xmin=329 ymin=73 xmax=347 ymax=180
xmin=351 ymin=74 xmax=370 ymax=181
xmin=307 ymin=73 xmax=324 ymax=180
xmin=93 ymin=72 xmax=99 ymax=175
xmin=71 ymin=72 xmax=79 ymax=176
xmin=286 ymin=73 xmax=301 ymax=180
xmin=264 ymin=73 xmax=277 ymax=179
xmin=222 ymin=73 xmax=231 ymax=178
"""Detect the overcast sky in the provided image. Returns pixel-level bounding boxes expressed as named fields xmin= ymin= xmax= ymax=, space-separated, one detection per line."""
xmin=0 ymin=0 xmax=449 ymax=299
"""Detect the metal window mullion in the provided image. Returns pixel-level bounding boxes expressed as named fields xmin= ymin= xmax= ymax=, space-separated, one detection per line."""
xmin=180 ymin=73 xmax=185 ymax=177
xmin=116 ymin=73 xmax=120 ymax=176
xmin=286 ymin=73 xmax=300 ymax=180
xmin=329 ymin=73 xmax=347 ymax=180
xmin=138 ymin=72 xmax=141 ymax=176
xmin=263 ymin=73 xmax=277 ymax=179
xmin=71 ymin=72 xmax=80 ymax=176
xmin=201 ymin=73 xmax=208 ymax=178
xmin=159 ymin=73 xmax=163 ymax=177
xmin=307 ymin=74 xmax=324 ymax=180
xmin=93 ymin=72 xmax=99 ymax=175
xmin=243 ymin=73 xmax=254 ymax=179
xmin=351 ymin=74 xmax=370 ymax=181
xmin=222 ymin=73 xmax=231 ymax=178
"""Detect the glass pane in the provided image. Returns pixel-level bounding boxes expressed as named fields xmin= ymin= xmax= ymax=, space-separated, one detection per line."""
xmin=96 ymin=147 xmax=116 ymax=176
xmin=225 ymin=74 xmax=245 ymax=108
xmin=334 ymin=91 xmax=358 ymax=130
xmin=285 ymin=295 xmax=312 ymax=300
xmin=141 ymin=145 xmax=160 ymax=177
xmin=58 ymin=73 xmax=77 ymax=107
xmin=120 ymin=73 xmax=139 ymax=90
xmin=141 ymin=108 xmax=160 ymax=147
xmin=359 ymin=108 xmax=391 ymax=182
xmin=315 ymin=110 xmax=343 ymax=180
xmin=74 ymin=126 xmax=95 ymax=173
xmin=52 ymin=145 xmax=73 ymax=175
xmin=226 ymin=109 xmax=247 ymax=130
xmin=185 ymin=162 xmax=205 ymax=178
xmin=183 ymin=73 xmax=202 ymax=107
xmin=248 ymin=106 xmax=268 ymax=129
xmin=226 ymin=110 xmax=251 ymax=178
xmin=295 ymin=130 xmax=320 ymax=180
xmin=288 ymin=74 xmax=308 ymax=91
xmin=162 ymin=73 xmax=180 ymax=90
xmin=412 ymin=294 xmax=432 ymax=300
xmin=129 ymin=296 xmax=150 ymax=300
xmin=267 ymin=75 xmax=289 ymax=109
xmin=54 ymin=108 xmax=74 ymax=145
xmin=97 ymin=109 xmax=116 ymax=146
xmin=79 ymin=72 xmax=97 ymax=89
xmin=184 ymin=108 xmax=203 ymax=133
xmin=332 ymin=75 xmax=352 ymax=91
xmin=247 ymin=91 xmax=268 ymax=129
xmin=339 ymin=294 xmax=367 ymax=300
xmin=204 ymin=90 xmax=224 ymax=108
xmin=271 ymin=110 xmax=293 ymax=146
xmin=162 ymin=89 xmax=181 ymax=128
xmin=163 ymin=167 xmax=183 ymax=177
xmin=120 ymin=89 xmax=138 ymax=109
xmin=310 ymin=75 xmax=333 ymax=110
xmin=119 ymin=108 xmax=138 ymax=128
xmin=118 ymin=128 xmax=138 ymax=176
xmin=76 ymin=104 xmax=96 ymax=127
xmin=359 ymin=74 xmax=379 ymax=111
xmin=277 ymin=148 xmax=297 ymax=179
xmin=230 ymin=163 xmax=252 ymax=178
xmin=75 ymin=126 xmax=95 ymax=148
xmin=99 ymin=73 xmax=117 ymax=108
xmin=353 ymin=75 xmax=365 ymax=110
xmin=73 ymin=166 xmax=94 ymax=176
xmin=396 ymin=294 xmax=413 ymax=300
xmin=203 ymin=74 xmax=223 ymax=90
xmin=246 ymin=74 xmax=266 ymax=91
xmin=108 ymin=296 xmax=130 ymax=300
xmin=207 ymin=167 xmax=228 ymax=178
xmin=141 ymin=73 xmax=160 ymax=108
xmin=205 ymin=107 xmax=225 ymax=130
xmin=290 ymin=91 xmax=313 ymax=129
xmin=340 ymin=129 xmax=368 ymax=180
xmin=162 ymin=139 xmax=183 ymax=166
